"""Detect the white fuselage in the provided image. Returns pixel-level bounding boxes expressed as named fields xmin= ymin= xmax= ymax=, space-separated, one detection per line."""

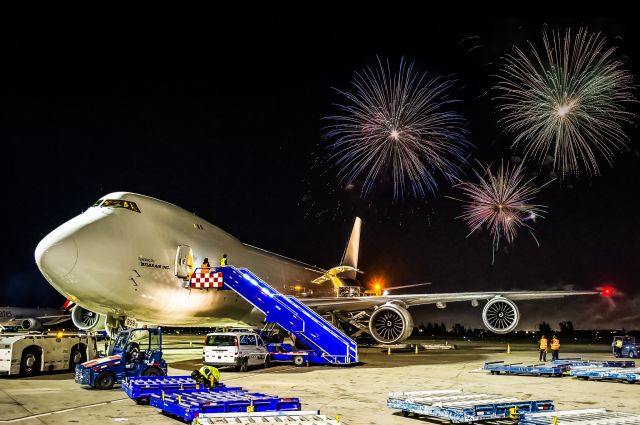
xmin=35 ymin=192 xmax=335 ymax=328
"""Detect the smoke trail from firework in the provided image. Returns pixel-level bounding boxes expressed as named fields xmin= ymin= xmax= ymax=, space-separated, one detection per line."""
xmin=324 ymin=58 xmax=470 ymax=199
xmin=495 ymin=28 xmax=636 ymax=177
xmin=452 ymin=162 xmax=547 ymax=258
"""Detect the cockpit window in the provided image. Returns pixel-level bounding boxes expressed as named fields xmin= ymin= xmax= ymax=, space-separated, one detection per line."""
xmin=92 ymin=199 xmax=103 ymax=207
xmin=101 ymin=199 xmax=141 ymax=213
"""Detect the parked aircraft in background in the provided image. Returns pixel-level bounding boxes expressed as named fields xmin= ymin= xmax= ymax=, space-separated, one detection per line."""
xmin=0 ymin=306 xmax=70 ymax=331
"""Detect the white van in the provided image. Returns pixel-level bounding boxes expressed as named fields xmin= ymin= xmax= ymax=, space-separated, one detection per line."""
xmin=202 ymin=332 xmax=269 ymax=372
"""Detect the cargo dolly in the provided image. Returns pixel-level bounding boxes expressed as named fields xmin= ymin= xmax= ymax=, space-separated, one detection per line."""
xmin=193 ymin=410 xmax=340 ymax=424
xmin=519 ymin=408 xmax=640 ymax=424
xmin=484 ymin=361 xmax=569 ymax=377
xmin=553 ymin=358 xmax=636 ymax=368
xmin=571 ymin=367 xmax=640 ymax=383
xmin=386 ymin=389 xmax=554 ymax=423
xmin=122 ymin=376 xmax=240 ymax=403
xmin=150 ymin=388 xmax=301 ymax=422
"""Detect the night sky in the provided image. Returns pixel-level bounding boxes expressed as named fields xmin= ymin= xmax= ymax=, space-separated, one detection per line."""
xmin=1 ymin=17 xmax=638 ymax=329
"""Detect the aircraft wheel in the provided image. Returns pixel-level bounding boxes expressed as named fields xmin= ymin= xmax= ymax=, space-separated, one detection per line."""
xmin=293 ymin=355 xmax=305 ymax=367
xmin=95 ymin=371 xmax=116 ymax=390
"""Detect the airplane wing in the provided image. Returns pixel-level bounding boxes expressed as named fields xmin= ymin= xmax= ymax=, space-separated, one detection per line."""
xmin=300 ymin=290 xmax=599 ymax=313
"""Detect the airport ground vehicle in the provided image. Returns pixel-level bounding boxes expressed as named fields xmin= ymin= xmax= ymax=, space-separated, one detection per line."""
xmin=203 ymin=331 xmax=269 ymax=371
xmin=0 ymin=331 xmax=99 ymax=376
xmin=267 ymin=343 xmax=330 ymax=366
xmin=75 ymin=327 xmax=166 ymax=389
xmin=612 ymin=336 xmax=638 ymax=358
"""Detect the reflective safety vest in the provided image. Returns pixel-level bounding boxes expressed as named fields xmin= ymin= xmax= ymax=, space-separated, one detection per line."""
xmin=616 ymin=339 xmax=624 ymax=348
xmin=200 ymin=262 xmax=210 ymax=274
xmin=551 ymin=339 xmax=560 ymax=350
xmin=539 ymin=338 xmax=548 ymax=350
xmin=220 ymin=257 xmax=228 ymax=266
xmin=199 ymin=365 xmax=220 ymax=387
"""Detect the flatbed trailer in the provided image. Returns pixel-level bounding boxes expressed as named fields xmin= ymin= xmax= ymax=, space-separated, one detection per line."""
xmin=150 ymin=388 xmax=301 ymax=421
xmin=484 ymin=361 xmax=569 ymax=377
xmin=519 ymin=408 xmax=640 ymax=424
xmin=193 ymin=411 xmax=340 ymax=424
xmin=387 ymin=389 xmax=554 ymax=423
xmin=571 ymin=367 xmax=640 ymax=383
xmin=121 ymin=376 xmax=241 ymax=403
xmin=553 ymin=358 xmax=636 ymax=368
xmin=0 ymin=332 xmax=99 ymax=376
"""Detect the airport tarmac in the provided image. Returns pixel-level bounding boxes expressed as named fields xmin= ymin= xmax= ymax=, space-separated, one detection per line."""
xmin=1 ymin=335 xmax=639 ymax=424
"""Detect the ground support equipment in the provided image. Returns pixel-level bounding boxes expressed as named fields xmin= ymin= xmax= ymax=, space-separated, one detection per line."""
xmin=192 ymin=410 xmax=340 ymax=424
xmin=150 ymin=388 xmax=301 ymax=422
xmin=519 ymin=408 xmax=640 ymax=424
xmin=387 ymin=389 xmax=553 ymax=423
xmin=484 ymin=361 xmax=569 ymax=377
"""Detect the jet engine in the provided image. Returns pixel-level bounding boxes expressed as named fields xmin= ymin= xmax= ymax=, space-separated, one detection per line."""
xmin=368 ymin=303 xmax=414 ymax=344
xmin=482 ymin=297 xmax=520 ymax=334
xmin=71 ymin=306 xmax=105 ymax=331
xmin=21 ymin=318 xmax=42 ymax=330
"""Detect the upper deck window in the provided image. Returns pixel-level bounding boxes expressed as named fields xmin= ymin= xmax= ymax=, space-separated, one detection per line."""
xmin=100 ymin=199 xmax=141 ymax=213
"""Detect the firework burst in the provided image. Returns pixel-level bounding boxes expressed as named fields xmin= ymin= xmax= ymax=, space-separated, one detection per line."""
xmin=495 ymin=27 xmax=636 ymax=177
xmin=324 ymin=57 xmax=470 ymax=199
xmin=452 ymin=162 xmax=547 ymax=258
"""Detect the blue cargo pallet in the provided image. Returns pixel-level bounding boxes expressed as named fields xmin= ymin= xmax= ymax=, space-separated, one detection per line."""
xmin=484 ymin=361 xmax=569 ymax=377
xmin=215 ymin=266 xmax=358 ymax=365
xmin=122 ymin=376 xmax=241 ymax=402
xmin=387 ymin=389 xmax=554 ymax=423
xmin=150 ymin=389 xmax=301 ymax=422
xmin=571 ymin=367 xmax=640 ymax=383
xmin=552 ymin=358 xmax=636 ymax=368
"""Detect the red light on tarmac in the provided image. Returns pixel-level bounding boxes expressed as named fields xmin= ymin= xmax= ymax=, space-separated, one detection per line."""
xmin=601 ymin=287 xmax=615 ymax=297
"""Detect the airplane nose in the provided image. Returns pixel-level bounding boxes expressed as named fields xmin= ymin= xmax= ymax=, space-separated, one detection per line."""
xmin=35 ymin=236 xmax=78 ymax=279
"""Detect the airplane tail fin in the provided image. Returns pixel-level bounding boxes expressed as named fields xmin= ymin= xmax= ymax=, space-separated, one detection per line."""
xmin=340 ymin=217 xmax=362 ymax=281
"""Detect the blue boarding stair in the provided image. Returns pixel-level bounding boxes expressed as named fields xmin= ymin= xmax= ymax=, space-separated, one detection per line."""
xmin=211 ymin=266 xmax=358 ymax=365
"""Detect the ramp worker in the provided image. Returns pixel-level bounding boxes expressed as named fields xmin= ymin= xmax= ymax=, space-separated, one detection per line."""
xmin=220 ymin=254 xmax=228 ymax=266
xmin=200 ymin=258 xmax=211 ymax=274
xmin=539 ymin=335 xmax=548 ymax=361
xmin=615 ymin=337 xmax=624 ymax=356
xmin=191 ymin=365 xmax=220 ymax=388
xmin=551 ymin=336 xmax=561 ymax=361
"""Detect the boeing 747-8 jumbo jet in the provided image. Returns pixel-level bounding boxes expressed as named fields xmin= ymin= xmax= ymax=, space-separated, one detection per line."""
xmin=35 ymin=192 xmax=599 ymax=343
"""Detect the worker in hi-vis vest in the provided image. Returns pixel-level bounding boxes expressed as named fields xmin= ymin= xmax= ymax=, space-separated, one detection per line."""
xmin=551 ymin=336 xmax=561 ymax=361
xmin=200 ymin=258 xmax=211 ymax=274
xmin=191 ymin=365 xmax=220 ymax=388
xmin=220 ymin=254 xmax=228 ymax=266
xmin=539 ymin=335 xmax=548 ymax=362
xmin=615 ymin=338 xmax=624 ymax=356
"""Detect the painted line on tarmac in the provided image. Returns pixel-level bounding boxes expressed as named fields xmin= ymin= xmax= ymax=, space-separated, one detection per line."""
xmin=0 ymin=398 xmax=129 ymax=423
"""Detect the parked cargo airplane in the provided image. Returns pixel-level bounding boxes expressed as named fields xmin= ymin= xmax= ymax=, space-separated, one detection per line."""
xmin=35 ymin=192 xmax=598 ymax=343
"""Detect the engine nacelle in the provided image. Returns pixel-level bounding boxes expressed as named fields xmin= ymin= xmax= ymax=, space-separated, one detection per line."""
xmin=71 ymin=306 xmax=105 ymax=331
xmin=368 ymin=303 xmax=414 ymax=344
xmin=482 ymin=297 xmax=520 ymax=334
xmin=21 ymin=318 xmax=42 ymax=330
